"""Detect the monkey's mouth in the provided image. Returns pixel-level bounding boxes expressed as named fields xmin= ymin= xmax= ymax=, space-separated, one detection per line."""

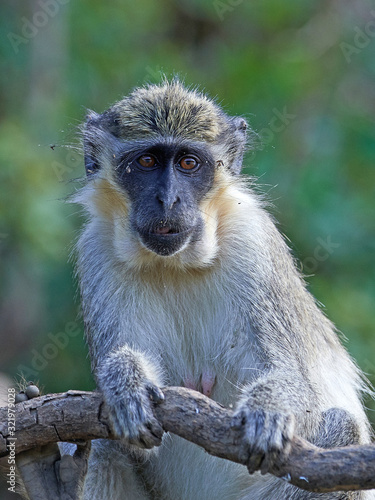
xmin=138 ymin=225 xmax=193 ymax=256
xmin=151 ymin=226 xmax=180 ymax=236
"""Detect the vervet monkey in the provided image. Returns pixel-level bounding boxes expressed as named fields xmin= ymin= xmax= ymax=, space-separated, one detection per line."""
xmin=74 ymin=80 xmax=374 ymax=499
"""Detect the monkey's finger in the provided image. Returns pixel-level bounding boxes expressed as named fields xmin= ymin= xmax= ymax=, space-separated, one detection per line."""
xmin=260 ymin=439 xmax=292 ymax=475
xmin=128 ymin=431 xmax=155 ymax=449
xmin=146 ymin=384 xmax=165 ymax=404
xmin=261 ymin=435 xmax=293 ymax=475
xmin=128 ymin=435 xmax=154 ymax=449
xmin=259 ymin=448 xmax=280 ymax=475
xmin=281 ymin=414 xmax=295 ymax=443
xmin=74 ymin=441 xmax=92 ymax=458
xmin=245 ymin=410 xmax=266 ymax=445
xmin=260 ymin=415 xmax=294 ymax=474
xmin=247 ymin=450 xmax=264 ymax=475
xmin=131 ymin=424 xmax=163 ymax=449
xmin=138 ymin=434 xmax=163 ymax=449
xmin=146 ymin=418 xmax=164 ymax=441
xmin=109 ymin=413 xmax=124 ymax=439
xmin=230 ymin=410 xmax=247 ymax=430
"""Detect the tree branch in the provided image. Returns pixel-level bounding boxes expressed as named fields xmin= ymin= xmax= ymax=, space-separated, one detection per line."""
xmin=1 ymin=387 xmax=375 ymax=494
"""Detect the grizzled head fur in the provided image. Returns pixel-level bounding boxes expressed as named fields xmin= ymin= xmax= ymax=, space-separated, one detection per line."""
xmin=83 ymin=80 xmax=248 ymax=176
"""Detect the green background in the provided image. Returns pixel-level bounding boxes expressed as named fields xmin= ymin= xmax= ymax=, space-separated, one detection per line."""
xmin=0 ymin=4 xmax=374 ymax=493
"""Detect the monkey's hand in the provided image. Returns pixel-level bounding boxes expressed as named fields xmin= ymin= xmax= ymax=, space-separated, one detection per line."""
xmin=96 ymin=346 xmax=164 ymax=449
xmin=232 ymin=381 xmax=296 ymax=475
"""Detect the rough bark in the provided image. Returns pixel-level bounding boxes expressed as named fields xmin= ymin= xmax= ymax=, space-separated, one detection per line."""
xmin=1 ymin=387 xmax=375 ymax=496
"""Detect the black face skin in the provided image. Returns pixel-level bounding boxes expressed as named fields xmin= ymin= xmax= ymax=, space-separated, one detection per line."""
xmin=115 ymin=139 xmax=216 ymax=256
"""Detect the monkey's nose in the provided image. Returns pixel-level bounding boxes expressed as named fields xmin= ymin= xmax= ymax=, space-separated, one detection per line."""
xmin=156 ymin=193 xmax=181 ymax=210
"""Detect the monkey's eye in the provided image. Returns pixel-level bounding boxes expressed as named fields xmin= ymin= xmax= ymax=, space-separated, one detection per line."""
xmin=178 ymin=156 xmax=199 ymax=171
xmin=137 ymin=154 xmax=156 ymax=168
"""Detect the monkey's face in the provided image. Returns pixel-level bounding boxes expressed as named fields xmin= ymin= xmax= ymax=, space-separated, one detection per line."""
xmin=80 ymin=81 xmax=248 ymax=268
xmin=116 ymin=140 xmax=215 ymax=257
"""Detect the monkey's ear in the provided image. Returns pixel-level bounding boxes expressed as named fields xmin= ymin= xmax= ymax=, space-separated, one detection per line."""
xmin=83 ymin=111 xmax=102 ymax=176
xmin=83 ymin=110 xmax=122 ymax=176
xmin=228 ymin=117 xmax=248 ymax=175
xmin=84 ymin=148 xmax=100 ymax=176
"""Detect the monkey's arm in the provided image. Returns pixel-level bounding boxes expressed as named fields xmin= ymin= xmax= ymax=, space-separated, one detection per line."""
xmin=96 ymin=345 xmax=164 ymax=449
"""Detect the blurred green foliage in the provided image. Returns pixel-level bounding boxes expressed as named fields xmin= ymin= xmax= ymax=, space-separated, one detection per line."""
xmin=1 ymin=0 xmax=374 ymax=422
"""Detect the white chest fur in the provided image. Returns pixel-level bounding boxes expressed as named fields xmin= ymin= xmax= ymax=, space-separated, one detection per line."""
xmin=114 ymin=268 xmax=261 ymax=406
